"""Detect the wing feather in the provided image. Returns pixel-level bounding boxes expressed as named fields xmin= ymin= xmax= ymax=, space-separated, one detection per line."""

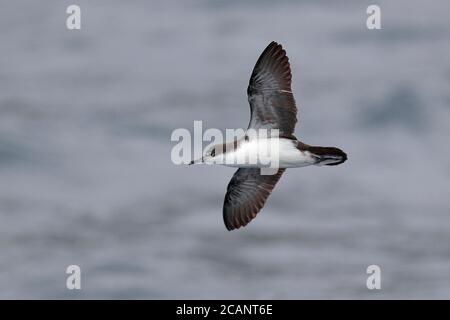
xmin=247 ymin=41 xmax=298 ymax=137
xmin=223 ymin=168 xmax=285 ymax=230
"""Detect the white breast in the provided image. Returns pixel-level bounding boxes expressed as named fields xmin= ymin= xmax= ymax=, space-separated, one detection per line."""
xmin=216 ymin=138 xmax=316 ymax=168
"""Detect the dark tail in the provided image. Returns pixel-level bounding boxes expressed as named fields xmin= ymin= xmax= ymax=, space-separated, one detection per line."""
xmin=297 ymin=142 xmax=347 ymax=166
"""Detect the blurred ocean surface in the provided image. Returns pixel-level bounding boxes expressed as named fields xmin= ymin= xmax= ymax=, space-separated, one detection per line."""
xmin=0 ymin=0 xmax=449 ymax=299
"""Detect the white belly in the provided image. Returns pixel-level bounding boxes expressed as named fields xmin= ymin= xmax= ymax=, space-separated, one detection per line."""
xmin=213 ymin=138 xmax=316 ymax=168
xmin=277 ymin=139 xmax=316 ymax=168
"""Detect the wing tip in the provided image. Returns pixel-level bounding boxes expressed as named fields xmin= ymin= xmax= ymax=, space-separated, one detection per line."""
xmin=223 ymin=209 xmax=248 ymax=231
xmin=224 ymin=219 xmax=247 ymax=231
xmin=224 ymin=222 xmax=237 ymax=231
xmin=250 ymin=41 xmax=292 ymax=92
xmin=223 ymin=202 xmax=254 ymax=231
xmin=268 ymin=40 xmax=281 ymax=49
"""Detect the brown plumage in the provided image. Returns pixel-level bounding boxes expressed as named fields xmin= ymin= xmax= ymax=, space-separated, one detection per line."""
xmin=223 ymin=41 xmax=295 ymax=230
xmin=223 ymin=168 xmax=285 ymax=231
xmin=247 ymin=41 xmax=297 ymax=138
xmin=217 ymin=41 xmax=347 ymax=230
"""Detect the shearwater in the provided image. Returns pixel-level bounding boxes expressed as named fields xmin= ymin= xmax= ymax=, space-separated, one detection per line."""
xmin=190 ymin=41 xmax=347 ymax=231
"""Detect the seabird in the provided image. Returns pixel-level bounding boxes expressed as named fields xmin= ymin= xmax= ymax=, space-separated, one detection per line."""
xmin=190 ymin=41 xmax=347 ymax=231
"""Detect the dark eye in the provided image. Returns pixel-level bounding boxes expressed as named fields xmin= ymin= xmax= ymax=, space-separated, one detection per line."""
xmin=210 ymin=149 xmax=215 ymax=157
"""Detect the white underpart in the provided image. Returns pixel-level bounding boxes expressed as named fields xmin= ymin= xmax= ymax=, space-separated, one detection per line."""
xmin=205 ymin=138 xmax=316 ymax=168
xmin=315 ymin=156 xmax=342 ymax=166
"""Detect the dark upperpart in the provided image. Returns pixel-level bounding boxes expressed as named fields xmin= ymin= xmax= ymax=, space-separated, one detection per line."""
xmin=297 ymin=141 xmax=347 ymax=166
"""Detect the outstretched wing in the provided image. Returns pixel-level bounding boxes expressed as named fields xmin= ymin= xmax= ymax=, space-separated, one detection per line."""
xmin=223 ymin=168 xmax=285 ymax=231
xmin=247 ymin=41 xmax=298 ymax=137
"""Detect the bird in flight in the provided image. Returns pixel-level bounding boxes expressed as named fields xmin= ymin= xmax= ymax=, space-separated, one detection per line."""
xmin=190 ymin=41 xmax=347 ymax=231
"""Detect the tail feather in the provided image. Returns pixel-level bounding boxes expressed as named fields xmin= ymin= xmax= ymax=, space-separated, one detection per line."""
xmin=310 ymin=146 xmax=347 ymax=166
xmin=297 ymin=142 xmax=347 ymax=166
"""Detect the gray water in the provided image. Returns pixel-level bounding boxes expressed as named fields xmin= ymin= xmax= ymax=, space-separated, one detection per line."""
xmin=1 ymin=0 xmax=450 ymax=299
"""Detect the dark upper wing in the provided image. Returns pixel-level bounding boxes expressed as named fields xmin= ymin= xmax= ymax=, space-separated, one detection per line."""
xmin=247 ymin=41 xmax=298 ymax=137
xmin=223 ymin=168 xmax=285 ymax=231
